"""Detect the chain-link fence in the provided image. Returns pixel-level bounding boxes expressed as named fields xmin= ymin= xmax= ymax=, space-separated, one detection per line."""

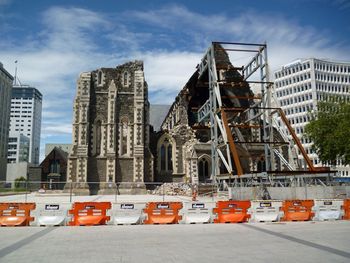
xmin=0 ymin=181 xmax=219 ymax=203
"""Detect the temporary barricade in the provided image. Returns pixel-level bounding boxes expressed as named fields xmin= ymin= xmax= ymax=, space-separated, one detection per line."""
xmin=112 ymin=203 xmax=145 ymax=225
xmin=213 ymin=200 xmax=251 ymax=223
xmin=143 ymin=202 xmax=182 ymax=224
xmin=312 ymin=199 xmax=343 ymax=221
xmin=180 ymin=202 xmax=215 ymax=224
xmin=34 ymin=203 xmax=69 ymax=226
xmin=281 ymin=200 xmax=314 ymax=221
xmin=0 ymin=203 xmax=36 ymax=226
xmin=249 ymin=200 xmax=283 ymax=223
xmin=68 ymin=202 xmax=111 ymax=226
xmin=344 ymin=199 xmax=350 ymax=220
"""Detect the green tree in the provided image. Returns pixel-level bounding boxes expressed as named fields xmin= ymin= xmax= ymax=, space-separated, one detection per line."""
xmin=305 ymin=99 xmax=350 ymax=166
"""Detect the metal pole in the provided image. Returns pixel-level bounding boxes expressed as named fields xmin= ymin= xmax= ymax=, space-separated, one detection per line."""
xmin=69 ymin=182 xmax=73 ymax=203
xmin=25 ymin=180 xmax=28 ymax=202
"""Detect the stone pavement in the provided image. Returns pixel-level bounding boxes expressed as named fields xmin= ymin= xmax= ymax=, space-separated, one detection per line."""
xmin=0 ymin=221 xmax=349 ymax=263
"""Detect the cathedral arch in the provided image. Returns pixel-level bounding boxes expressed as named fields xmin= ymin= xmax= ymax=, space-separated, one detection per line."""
xmin=97 ymin=70 xmax=103 ymax=86
xmin=157 ymin=134 xmax=175 ymax=173
xmin=123 ymin=71 xmax=129 ymax=87
xmin=198 ymin=154 xmax=211 ymax=182
xmin=119 ymin=116 xmax=130 ymax=156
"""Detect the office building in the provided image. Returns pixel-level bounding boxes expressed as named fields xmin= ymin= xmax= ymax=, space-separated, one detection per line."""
xmin=9 ymin=85 xmax=42 ymax=164
xmin=274 ymin=58 xmax=350 ymax=177
xmin=0 ymin=62 xmax=14 ymax=180
xmin=7 ymin=132 xmax=30 ymax=163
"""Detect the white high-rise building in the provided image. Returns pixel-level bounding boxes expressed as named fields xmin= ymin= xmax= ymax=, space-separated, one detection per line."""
xmin=274 ymin=58 xmax=350 ymax=177
xmin=9 ymin=85 xmax=42 ymax=164
xmin=0 ymin=62 xmax=13 ymax=180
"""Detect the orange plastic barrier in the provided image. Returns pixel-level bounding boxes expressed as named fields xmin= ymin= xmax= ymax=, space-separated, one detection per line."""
xmin=143 ymin=202 xmax=182 ymax=224
xmin=0 ymin=203 xmax=36 ymax=226
xmin=343 ymin=199 xmax=350 ymax=220
xmin=281 ymin=200 xmax=314 ymax=221
xmin=213 ymin=200 xmax=251 ymax=223
xmin=68 ymin=202 xmax=111 ymax=226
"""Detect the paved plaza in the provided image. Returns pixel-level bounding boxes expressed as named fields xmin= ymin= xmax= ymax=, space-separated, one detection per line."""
xmin=0 ymin=221 xmax=349 ymax=263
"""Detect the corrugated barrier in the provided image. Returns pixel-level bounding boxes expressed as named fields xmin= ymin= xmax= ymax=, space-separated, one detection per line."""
xmin=281 ymin=200 xmax=314 ymax=221
xmin=213 ymin=200 xmax=251 ymax=223
xmin=250 ymin=200 xmax=283 ymax=223
xmin=34 ymin=203 xmax=69 ymax=226
xmin=143 ymin=202 xmax=182 ymax=224
xmin=0 ymin=202 xmax=36 ymax=226
xmin=312 ymin=199 xmax=343 ymax=221
xmin=68 ymin=202 xmax=111 ymax=226
xmin=112 ymin=203 xmax=145 ymax=225
xmin=180 ymin=202 xmax=215 ymax=224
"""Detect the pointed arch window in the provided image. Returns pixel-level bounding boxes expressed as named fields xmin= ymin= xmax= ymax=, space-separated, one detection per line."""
xmin=198 ymin=156 xmax=210 ymax=182
xmin=123 ymin=72 xmax=128 ymax=86
xmin=98 ymin=71 xmax=102 ymax=85
xmin=120 ymin=117 xmax=129 ymax=156
xmin=159 ymin=137 xmax=173 ymax=172
xmin=95 ymin=120 xmax=101 ymax=156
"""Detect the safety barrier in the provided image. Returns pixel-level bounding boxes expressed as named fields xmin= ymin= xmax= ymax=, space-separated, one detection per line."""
xmin=180 ymin=202 xmax=215 ymax=224
xmin=213 ymin=200 xmax=251 ymax=223
xmin=249 ymin=200 xmax=283 ymax=222
xmin=344 ymin=199 xmax=350 ymax=220
xmin=112 ymin=203 xmax=145 ymax=225
xmin=34 ymin=203 xmax=69 ymax=226
xmin=281 ymin=200 xmax=314 ymax=221
xmin=68 ymin=202 xmax=111 ymax=226
xmin=0 ymin=203 xmax=36 ymax=226
xmin=143 ymin=202 xmax=182 ymax=224
xmin=312 ymin=200 xmax=343 ymax=221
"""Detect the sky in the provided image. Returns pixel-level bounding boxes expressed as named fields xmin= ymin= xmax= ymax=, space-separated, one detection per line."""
xmin=0 ymin=0 xmax=349 ymax=162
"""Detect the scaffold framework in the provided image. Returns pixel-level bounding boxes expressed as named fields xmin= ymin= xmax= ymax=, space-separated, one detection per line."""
xmin=197 ymin=41 xmax=334 ymax=186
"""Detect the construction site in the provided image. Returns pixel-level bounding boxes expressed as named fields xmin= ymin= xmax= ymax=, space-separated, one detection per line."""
xmin=1 ymin=41 xmax=350 ymax=263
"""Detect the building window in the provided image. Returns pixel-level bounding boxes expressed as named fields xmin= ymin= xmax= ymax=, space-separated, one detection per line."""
xmin=198 ymin=155 xmax=211 ymax=182
xmin=50 ymin=160 xmax=60 ymax=174
xmin=119 ymin=117 xmax=129 ymax=156
xmin=123 ymin=72 xmax=128 ymax=86
xmin=98 ymin=71 xmax=102 ymax=85
xmin=158 ymin=135 xmax=173 ymax=172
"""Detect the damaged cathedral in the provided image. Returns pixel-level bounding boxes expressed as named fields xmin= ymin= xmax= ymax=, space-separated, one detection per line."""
xmin=67 ymin=44 xmax=284 ymax=194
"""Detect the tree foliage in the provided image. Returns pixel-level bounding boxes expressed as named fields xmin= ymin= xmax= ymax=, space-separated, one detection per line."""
xmin=305 ymin=100 xmax=350 ymax=166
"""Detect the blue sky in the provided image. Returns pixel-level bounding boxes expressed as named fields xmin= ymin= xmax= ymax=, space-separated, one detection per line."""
xmin=0 ymin=0 xmax=349 ymax=161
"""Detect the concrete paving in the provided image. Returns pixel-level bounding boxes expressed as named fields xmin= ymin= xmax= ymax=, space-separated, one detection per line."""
xmin=0 ymin=221 xmax=349 ymax=263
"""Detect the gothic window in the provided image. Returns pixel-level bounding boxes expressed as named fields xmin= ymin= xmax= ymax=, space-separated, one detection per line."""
xmin=120 ymin=117 xmax=129 ymax=156
xmin=158 ymin=136 xmax=174 ymax=172
xmin=123 ymin=72 xmax=128 ymax=86
xmin=50 ymin=160 xmax=60 ymax=174
xmin=95 ymin=120 xmax=101 ymax=155
xmin=98 ymin=71 xmax=102 ymax=85
xmin=198 ymin=155 xmax=210 ymax=182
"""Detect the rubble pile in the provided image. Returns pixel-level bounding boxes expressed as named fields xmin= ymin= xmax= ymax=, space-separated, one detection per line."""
xmin=152 ymin=183 xmax=192 ymax=196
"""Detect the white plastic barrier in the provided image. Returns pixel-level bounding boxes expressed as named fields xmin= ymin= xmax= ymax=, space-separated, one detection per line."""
xmin=33 ymin=203 xmax=69 ymax=226
xmin=313 ymin=199 xmax=343 ymax=221
xmin=250 ymin=200 xmax=283 ymax=222
xmin=180 ymin=202 xmax=215 ymax=224
xmin=112 ymin=203 xmax=145 ymax=225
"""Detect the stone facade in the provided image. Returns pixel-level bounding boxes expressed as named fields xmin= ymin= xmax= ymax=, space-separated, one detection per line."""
xmin=154 ymin=44 xmax=292 ymax=183
xmin=67 ymin=61 xmax=153 ymax=194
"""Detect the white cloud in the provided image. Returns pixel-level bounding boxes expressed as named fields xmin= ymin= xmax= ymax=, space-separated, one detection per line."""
xmin=0 ymin=0 xmax=12 ymax=6
xmin=1 ymin=4 xmax=349 ymax=162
